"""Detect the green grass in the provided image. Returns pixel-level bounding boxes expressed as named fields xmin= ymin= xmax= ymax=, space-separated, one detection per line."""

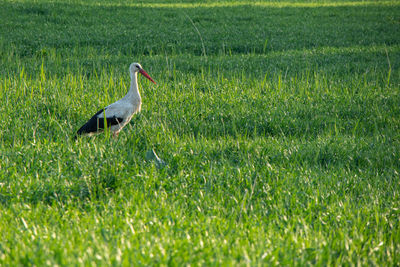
xmin=1 ymin=0 xmax=400 ymax=265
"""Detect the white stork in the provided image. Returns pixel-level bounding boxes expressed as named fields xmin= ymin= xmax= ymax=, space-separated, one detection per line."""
xmin=76 ymin=63 xmax=156 ymax=138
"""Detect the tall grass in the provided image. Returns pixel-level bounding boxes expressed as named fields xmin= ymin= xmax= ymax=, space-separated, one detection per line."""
xmin=0 ymin=0 xmax=399 ymax=265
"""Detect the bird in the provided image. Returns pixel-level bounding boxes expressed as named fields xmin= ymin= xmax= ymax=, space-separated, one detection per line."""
xmin=75 ymin=63 xmax=156 ymax=138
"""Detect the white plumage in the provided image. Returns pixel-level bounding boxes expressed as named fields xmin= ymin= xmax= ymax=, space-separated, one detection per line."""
xmin=76 ymin=63 xmax=156 ymax=138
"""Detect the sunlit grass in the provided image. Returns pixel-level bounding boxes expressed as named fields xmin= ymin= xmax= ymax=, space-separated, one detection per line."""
xmin=7 ymin=0 xmax=400 ymax=8
xmin=0 ymin=0 xmax=399 ymax=265
xmin=117 ymin=0 xmax=400 ymax=9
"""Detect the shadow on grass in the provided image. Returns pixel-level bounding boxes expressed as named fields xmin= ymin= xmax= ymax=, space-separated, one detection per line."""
xmin=1 ymin=1 xmax=398 ymax=57
xmin=0 ymin=174 xmax=119 ymax=208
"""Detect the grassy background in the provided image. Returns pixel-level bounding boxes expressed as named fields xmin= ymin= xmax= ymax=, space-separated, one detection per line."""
xmin=1 ymin=0 xmax=400 ymax=265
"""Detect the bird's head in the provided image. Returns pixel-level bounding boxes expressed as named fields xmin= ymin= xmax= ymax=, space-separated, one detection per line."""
xmin=129 ymin=62 xmax=156 ymax=84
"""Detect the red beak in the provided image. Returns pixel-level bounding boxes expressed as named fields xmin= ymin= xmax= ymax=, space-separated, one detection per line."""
xmin=139 ymin=69 xmax=156 ymax=84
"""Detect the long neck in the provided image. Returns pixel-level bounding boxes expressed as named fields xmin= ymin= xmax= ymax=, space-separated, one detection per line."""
xmin=125 ymin=72 xmax=141 ymax=102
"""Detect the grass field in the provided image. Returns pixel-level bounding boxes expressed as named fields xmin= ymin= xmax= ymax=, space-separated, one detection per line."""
xmin=1 ymin=0 xmax=400 ymax=265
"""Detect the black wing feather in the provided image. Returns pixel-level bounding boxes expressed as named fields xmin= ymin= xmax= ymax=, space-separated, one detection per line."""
xmin=76 ymin=109 xmax=123 ymax=135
